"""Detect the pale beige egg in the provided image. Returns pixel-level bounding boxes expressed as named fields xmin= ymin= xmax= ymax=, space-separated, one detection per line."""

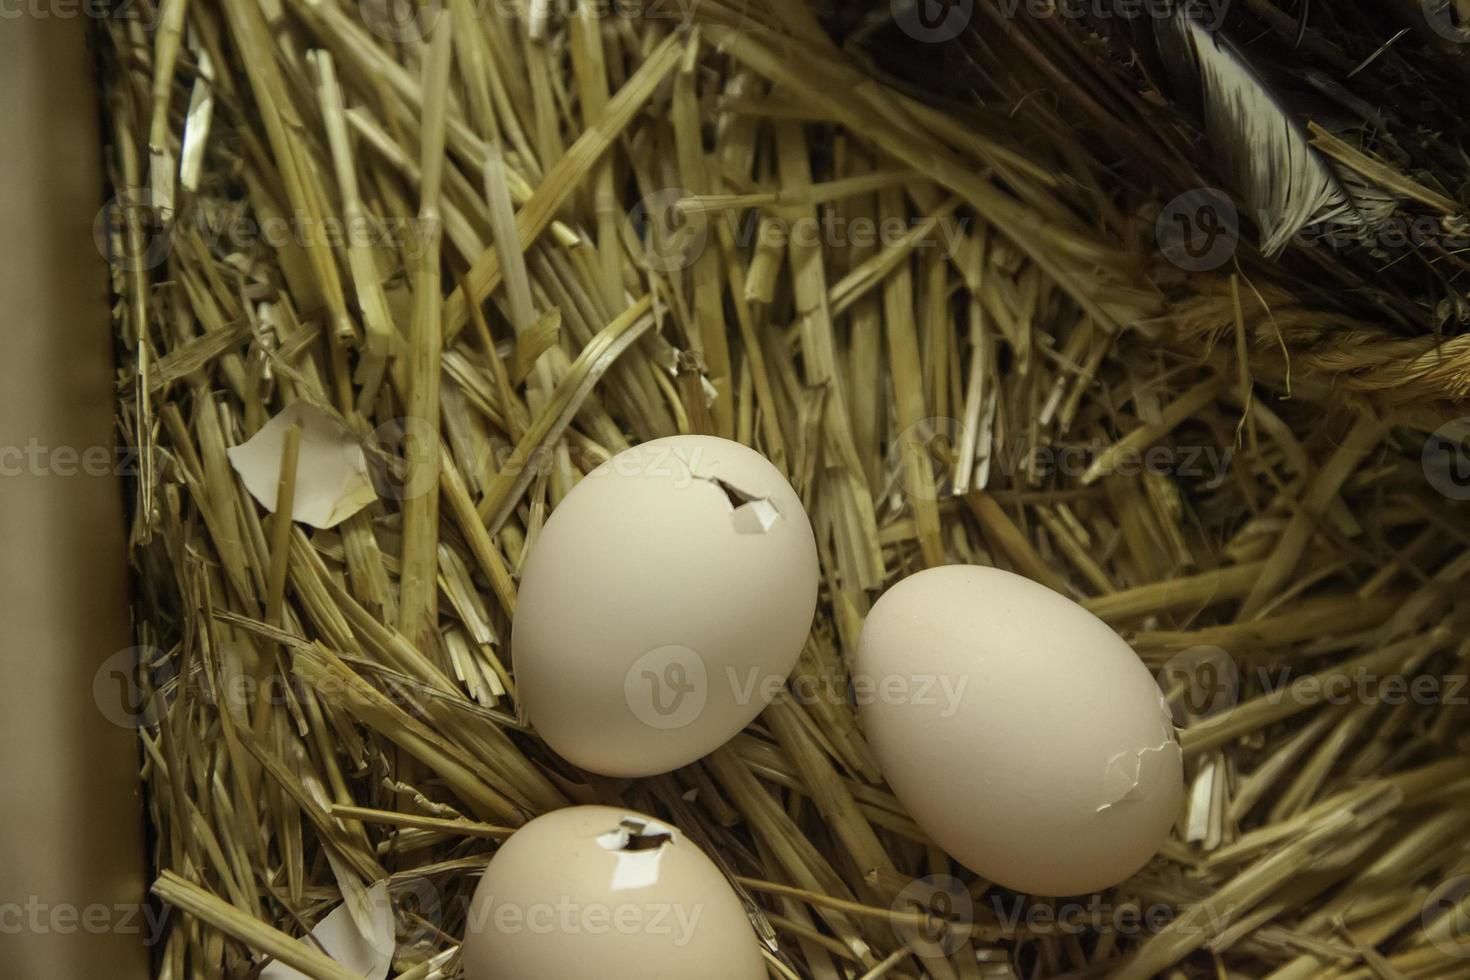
xmin=513 ymin=435 xmax=818 ymax=777
xmin=461 ymin=806 xmax=766 ymax=980
xmin=855 ymin=565 xmax=1183 ymax=896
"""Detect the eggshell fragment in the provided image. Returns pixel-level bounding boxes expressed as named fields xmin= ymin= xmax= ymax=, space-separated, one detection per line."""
xmin=260 ymin=881 xmax=393 ymax=980
xmin=227 ymin=401 xmax=378 ymax=529
xmin=855 ymin=565 xmax=1183 ymax=896
xmin=513 ymin=435 xmax=818 ymax=777
xmin=461 ymin=806 xmax=765 ymax=980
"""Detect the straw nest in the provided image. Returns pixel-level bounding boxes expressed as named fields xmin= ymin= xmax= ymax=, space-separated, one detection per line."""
xmin=100 ymin=1 xmax=1470 ymax=977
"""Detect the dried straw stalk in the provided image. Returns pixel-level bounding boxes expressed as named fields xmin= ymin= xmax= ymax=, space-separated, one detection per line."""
xmin=101 ymin=1 xmax=1470 ymax=978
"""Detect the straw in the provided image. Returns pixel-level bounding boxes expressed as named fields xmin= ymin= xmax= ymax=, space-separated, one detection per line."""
xmin=101 ymin=2 xmax=1470 ymax=977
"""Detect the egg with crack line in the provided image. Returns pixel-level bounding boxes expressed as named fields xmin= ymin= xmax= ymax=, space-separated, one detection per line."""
xmin=855 ymin=564 xmax=1183 ymax=896
xmin=514 ymin=435 xmax=819 ymax=777
xmin=461 ymin=806 xmax=766 ymax=980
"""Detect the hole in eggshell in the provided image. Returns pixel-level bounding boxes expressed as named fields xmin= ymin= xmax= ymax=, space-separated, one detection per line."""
xmin=596 ymin=817 xmax=674 ymax=852
xmin=700 ymin=476 xmax=781 ymax=534
xmin=707 ymin=476 xmax=757 ymax=509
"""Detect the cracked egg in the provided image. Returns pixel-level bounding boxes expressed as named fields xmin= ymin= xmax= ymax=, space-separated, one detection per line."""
xmin=855 ymin=565 xmax=1183 ymax=896
xmin=462 ymin=806 xmax=765 ymax=980
xmin=513 ymin=436 xmax=818 ymax=777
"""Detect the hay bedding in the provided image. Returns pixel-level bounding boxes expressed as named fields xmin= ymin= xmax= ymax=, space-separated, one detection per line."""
xmin=99 ymin=0 xmax=1470 ymax=977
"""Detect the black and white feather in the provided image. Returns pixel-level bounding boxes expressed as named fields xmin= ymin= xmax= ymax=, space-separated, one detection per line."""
xmin=1153 ymin=6 xmax=1396 ymax=257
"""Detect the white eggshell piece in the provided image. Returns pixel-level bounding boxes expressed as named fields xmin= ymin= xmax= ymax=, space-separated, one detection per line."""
xmin=260 ymin=881 xmax=393 ymax=980
xmin=513 ymin=436 xmax=818 ymax=777
xmin=461 ymin=806 xmax=766 ymax=980
xmin=227 ymin=401 xmax=378 ymax=529
xmin=855 ymin=565 xmax=1183 ymax=896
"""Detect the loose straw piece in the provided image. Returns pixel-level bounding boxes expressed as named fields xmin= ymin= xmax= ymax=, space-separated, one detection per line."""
xmin=103 ymin=5 xmax=1470 ymax=978
xmin=265 ymin=420 xmax=302 ymax=627
xmin=152 ymin=872 xmax=362 ymax=980
xmin=397 ymin=19 xmax=454 ymax=654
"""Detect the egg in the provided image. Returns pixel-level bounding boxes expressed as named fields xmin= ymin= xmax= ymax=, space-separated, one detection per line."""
xmin=514 ymin=435 xmax=818 ymax=777
xmin=855 ymin=565 xmax=1183 ymax=895
xmin=461 ymin=806 xmax=766 ymax=980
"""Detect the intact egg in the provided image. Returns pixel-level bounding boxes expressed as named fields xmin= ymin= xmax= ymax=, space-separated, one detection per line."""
xmin=855 ymin=565 xmax=1182 ymax=895
xmin=514 ymin=435 xmax=818 ymax=777
xmin=461 ymin=806 xmax=766 ymax=980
